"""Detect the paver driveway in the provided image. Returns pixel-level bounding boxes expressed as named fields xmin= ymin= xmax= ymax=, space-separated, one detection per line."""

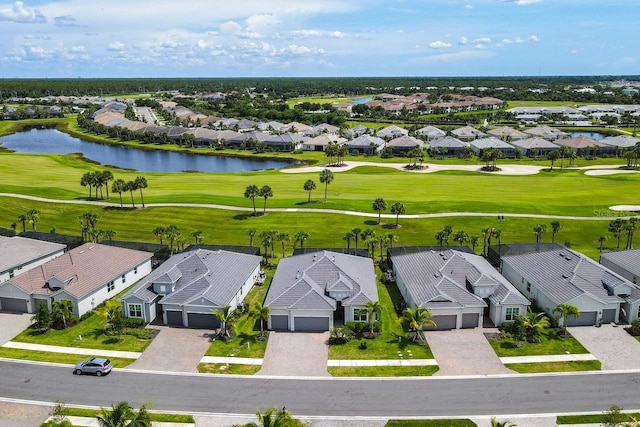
xmin=426 ymin=328 xmax=515 ymax=376
xmin=0 ymin=401 xmax=51 ymax=427
xmin=0 ymin=312 xmax=32 ymax=345
xmin=568 ymin=324 xmax=640 ymax=370
xmin=128 ymin=325 xmax=212 ymax=373
xmin=259 ymin=331 xmax=329 ymax=376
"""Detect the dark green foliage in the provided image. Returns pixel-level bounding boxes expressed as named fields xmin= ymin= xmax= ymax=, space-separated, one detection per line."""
xmin=31 ymin=302 xmax=52 ymax=333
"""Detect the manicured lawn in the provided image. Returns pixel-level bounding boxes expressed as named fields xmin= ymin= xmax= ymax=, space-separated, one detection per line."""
xmin=329 ymin=276 xmax=434 ymax=360
xmin=204 ymin=278 xmax=270 ymax=358
xmin=59 ymin=407 xmax=195 ymax=423
xmin=488 ymin=329 xmax=589 ymax=357
xmin=557 ymin=413 xmax=640 ymax=425
xmin=197 ymin=363 xmax=261 ymax=375
xmin=13 ymin=313 xmax=152 ymax=352
xmin=328 ymin=366 xmax=439 ymax=377
xmin=505 ymin=360 xmax=601 ymax=373
xmin=385 ymin=419 xmax=477 ymax=427
xmin=0 ymin=348 xmax=133 ymax=368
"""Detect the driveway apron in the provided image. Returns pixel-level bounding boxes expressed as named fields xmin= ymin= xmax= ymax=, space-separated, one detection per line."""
xmin=128 ymin=326 xmax=212 ymax=373
xmin=0 ymin=313 xmax=32 ymax=345
xmin=426 ymin=329 xmax=515 ymax=376
xmin=259 ymin=331 xmax=329 ymax=376
xmin=568 ymin=324 xmax=640 ymax=370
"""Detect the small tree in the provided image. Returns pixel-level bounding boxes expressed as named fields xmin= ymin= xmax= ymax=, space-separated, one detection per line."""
xmin=319 ymin=168 xmax=334 ymax=202
xmin=390 ymin=202 xmax=405 ymax=228
xmin=32 ymin=302 xmax=52 ymax=334
xmin=398 ymin=304 xmax=435 ymax=343
xmin=250 ymin=302 xmax=270 ymax=338
xmin=372 ymin=197 xmax=387 ymax=224
xmin=258 ymin=185 xmax=273 ymax=215
xmin=244 ymin=184 xmax=260 ymax=216
xmin=364 ymin=301 xmax=381 ymax=334
xmin=602 ymin=404 xmax=625 ymax=427
xmin=550 ymin=220 xmax=562 ymax=243
xmin=553 ymin=303 xmax=580 ymax=337
xmin=303 ymin=179 xmax=316 ymax=202
xmin=213 ymin=304 xmax=235 ymax=338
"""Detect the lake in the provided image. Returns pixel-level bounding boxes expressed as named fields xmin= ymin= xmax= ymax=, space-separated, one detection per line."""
xmin=569 ymin=131 xmax=606 ymax=140
xmin=0 ymin=128 xmax=296 ymax=173
xmin=353 ymin=97 xmax=373 ymax=104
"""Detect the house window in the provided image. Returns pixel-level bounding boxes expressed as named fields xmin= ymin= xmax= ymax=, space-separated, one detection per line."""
xmin=128 ymin=304 xmax=142 ymax=318
xmin=121 ymin=274 xmax=126 ymax=284
xmin=108 ymin=281 xmax=115 ymax=292
xmin=134 ymin=267 xmax=138 ymax=274
xmin=526 ymin=282 xmax=531 ymax=292
xmin=505 ymin=307 xmax=519 ymax=321
xmin=353 ymin=309 xmax=368 ymax=322
xmin=9 ymin=270 xmax=14 ymax=278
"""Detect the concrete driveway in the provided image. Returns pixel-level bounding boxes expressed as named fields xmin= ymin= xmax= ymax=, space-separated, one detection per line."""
xmin=0 ymin=313 xmax=32 ymax=345
xmin=259 ymin=331 xmax=329 ymax=377
xmin=128 ymin=325 xmax=212 ymax=373
xmin=426 ymin=328 xmax=515 ymax=376
xmin=568 ymin=324 xmax=640 ymax=370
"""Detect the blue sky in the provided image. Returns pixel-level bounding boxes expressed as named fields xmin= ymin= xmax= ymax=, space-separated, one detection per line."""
xmin=0 ymin=0 xmax=637 ymax=78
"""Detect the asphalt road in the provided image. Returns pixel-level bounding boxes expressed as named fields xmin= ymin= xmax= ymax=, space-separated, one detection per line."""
xmin=1 ymin=361 xmax=639 ymax=417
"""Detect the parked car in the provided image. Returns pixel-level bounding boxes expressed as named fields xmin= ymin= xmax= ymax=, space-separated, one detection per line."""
xmin=74 ymin=357 xmax=113 ymax=376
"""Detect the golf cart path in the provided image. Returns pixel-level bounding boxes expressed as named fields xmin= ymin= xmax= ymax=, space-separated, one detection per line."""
xmin=1 ymin=193 xmax=636 ymax=220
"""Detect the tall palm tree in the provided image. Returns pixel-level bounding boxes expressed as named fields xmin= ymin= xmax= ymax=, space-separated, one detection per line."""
xmin=294 ymin=230 xmax=310 ymax=250
xmin=435 ymin=230 xmax=447 ymax=250
xmin=191 ymin=230 xmax=203 ymax=245
xmin=319 ymin=168 xmax=334 ymax=202
xmin=598 ymin=235 xmax=607 ymax=253
xmin=533 ymin=224 xmax=547 ymax=244
xmin=453 ymin=230 xmax=469 ymax=247
xmin=361 ymin=229 xmax=376 ymax=255
xmin=277 ymin=232 xmax=290 ymax=258
xmin=27 ymin=209 xmax=40 ymax=232
xmin=398 ymin=304 xmax=436 ymax=342
xmin=303 ymin=179 xmax=316 ymax=202
xmin=250 ymin=302 xmax=270 ymax=338
xmin=481 ymin=227 xmax=491 ymax=257
xmin=258 ymin=185 xmax=273 ymax=215
xmin=492 ymin=228 xmax=502 ymax=257
xmin=101 ymin=170 xmax=114 ymax=200
xmin=469 ymin=235 xmax=480 ymax=253
xmin=350 ymin=227 xmax=362 ymax=252
xmin=553 ymin=303 xmax=580 ymax=336
xmin=164 ymin=225 xmax=181 ymax=254
xmin=372 ymin=197 xmax=387 ymax=224
xmin=213 ymin=304 xmax=234 ymax=338
xmin=550 ymin=221 xmax=562 ymax=243
xmin=385 ymin=233 xmax=398 ymax=263
xmin=244 ymin=184 xmax=260 ymax=216
xmin=343 ymin=231 xmax=352 ymax=253
xmin=364 ymin=301 xmax=381 ymax=334
xmin=104 ymin=230 xmax=116 ymax=244
xmin=153 ymin=226 xmax=166 ymax=245
xmin=51 ymin=299 xmax=74 ymax=329
xmin=247 ymin=229 xmax=257 ymax=250
xmin=80 ymin=172 xmax=94 ymax=199
xmin=17 ymin=214 xmax=27 ymax=233
xmin=609 ymin=218 xmax=626 ymax=249
xmin=111 ymin=179 xmax=126 ymax=207
xmin=390 ymin=202 xmax=405 ymax=228
xmin=134 ymin=176 xmax=148 ymax=208
xmin=125 ymin=180 xmax=137 ymax=207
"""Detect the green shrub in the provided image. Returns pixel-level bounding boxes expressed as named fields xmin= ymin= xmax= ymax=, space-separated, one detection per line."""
xmin=328 ymin=326 xmax=354 ymax=345
xmin=123 ymin=327 xmax=158 ymax=340
xmin=122 ymin=318 xmax=145 ymax=328
xmin=358 ymin=340 xmax=368 ymax=350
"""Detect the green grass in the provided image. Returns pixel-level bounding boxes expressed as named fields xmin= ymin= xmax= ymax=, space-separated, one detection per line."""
xmin=0 ymin=347 xmax=133 ymax=367
xmin=13 ymin=313 xmax=152 ymax=352
xmin=329 ymin=275 xmax=434 ymax=360
xmin=59 ymin=407 xmax=195 ymax=423
xmin=385 ymin=419 xmax=477 ymax=427
xmin=197 ymin=363 xmax=261 ymax=375
xmin=557 ymin=413 xmax=640 ymax=425
xmin=204 ymin=280 xmax=270 ymax=358
xmin=488 ymin=328 xmax=589 ymax=357
xmin=506 ymin=360 xmax=601 ymax=373
xmin=328 ymin=365 xmax=439 ymax=377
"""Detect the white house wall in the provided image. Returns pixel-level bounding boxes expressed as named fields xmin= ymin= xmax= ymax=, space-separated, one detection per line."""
xmin=233 ymin=266 xmax=260 ymax=311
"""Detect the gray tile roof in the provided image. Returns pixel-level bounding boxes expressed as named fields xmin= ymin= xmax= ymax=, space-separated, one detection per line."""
xmin=509 ymin=137 xmax=560 ymax=150
xmin=600 ymin=249 xmax=640 ymax=277
xmin=347 ymin=134 xmax=385 ymax=148
xmin=451 ymin=125 xmax=486 ymax=139
xmin=601 ymin=135 xmax=640 ymax=148
xmin=386 ymin=135 xmax=424 ymax=149
xmin=470 ymin=136 xmax=515 ymax=150
xmin=502 ymin=247 xmax=627 ymax=306
xmin=265 ymin=251 xmax=377 ymax=310
xmin=0 ymin=236 xmax=65 ymax=273
xmin=416 ymin=125 xmax=445 ymax=137
xmin=486 ymin=126 xmax=528 ymax=139
xmin=429 ymin=136 xmax=466 ymax=149
xmin=123 ymin=249 xmax=261 ymax=307
xmin=392 ymin=249 xmax=528 ymax=310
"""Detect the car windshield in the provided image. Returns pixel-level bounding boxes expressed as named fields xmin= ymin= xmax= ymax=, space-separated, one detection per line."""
xmin=104 ymin=359 xmax=111 ymax=366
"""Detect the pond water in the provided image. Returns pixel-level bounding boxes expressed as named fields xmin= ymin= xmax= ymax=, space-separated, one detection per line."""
xmin=569 ymin=131 xmax=606 ymax=140
xmin=0 ymin=128 xmax=296 ymax=173
xmin=353 ymin=97 xmax=373 ymax=104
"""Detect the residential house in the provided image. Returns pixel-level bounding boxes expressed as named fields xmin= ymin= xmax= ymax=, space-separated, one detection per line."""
xmin=0 ymin=243 xmax=152 ymax=316
xmin=265 ymin=133 xmax=309 ymax=152
xmin=601 ymin=135 xmax=640 ymax=152
xmin=509 ymin=137 xmax=560 ymax=158
xmin=486 ymin=126 xmax=529 ymax=141
xmin=600 ymin=249 xmax=640 ymax=285
xmin=121 ymin=249 xmax=261 ymax=328
xmin=386 ymin=136 xmax=424 ymax=154
xmin=264 ymin=251 xmax=378 ymax=332
xmin=554 ymin=136 xmax=613 ymax=156
xmin=376 ymin=125 xmax=409 ymax=140
xmin=343 ymin=125 xmax=371 ymax=139
xmin=523 ymin=126 xmax=568 ymax=141
xmin=0 ymin=236 xmax=66 ymax=287
xmin=280 ymin=122 xmax=312 ymax=134
xmin=470 ymin=137 xmax=518 ymax=158
xmin=429 ymin=136 xmax=468 ymax=157
xmin=225 ymin=130 xmax=273 ymax=149
xmin=390 ymin=248 xmax=529 ymax=329
xmin=346 ymin=135 xmax=385 ymax=154
xmin=301 ymin=134 xmax=346 ymax=152
xmin=305 ymin=123 xmax=339 ymax=136
xmin=499 ymin=244 xmax=640 ymax=325
xmin=416 ymin=125 xmax=446 ymax=141
xmin=451 ymin=126 xmax=486 ymax=141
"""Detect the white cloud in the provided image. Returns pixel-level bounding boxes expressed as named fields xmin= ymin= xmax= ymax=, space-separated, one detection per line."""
xmin=529 ymin=35 xmax=540 ymax=42
xmin=458 ymin=36 xmax=468 ymax=45
xmin=220 ymin=21 xmax=243 ymax=35
xmin=420 ymin=49 xmax=494 ymax=64
xmin=245 ymin=14 xmax=279 ymax=33
xmin=0 ymin=1 xmax=46 ymax=23
xmin=471 ymin=37 xmax=491 ymax=44
xmin=429 ymin=41 xmax=451 ymax=49
xmin=502 ymin=0 xmax=543 ymax=5
xmin=289 ymin=29 xmax=346 ymax=39
xmin=53 ymin=15 xmax=79 ymax=27
xmin=465 ymin=4 xmax=473 ymax=9
xmin=106 ymin=41 xmax=125 ymax=51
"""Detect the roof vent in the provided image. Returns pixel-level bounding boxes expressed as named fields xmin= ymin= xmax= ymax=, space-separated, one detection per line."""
xmin=565 ymin=256 xmax=572 ymax=261
xmin=88 ymin=246 xmax=94 ymax=250
xmin=561 ymin=273 xmax=569 ymax=279
xmin=332 ymin=256 xmax=335 ymax=262
xmin=296 ymin=270 xmax=300 ymax=279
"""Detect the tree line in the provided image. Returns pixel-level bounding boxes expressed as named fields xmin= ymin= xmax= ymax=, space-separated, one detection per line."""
xmin=80 ymin=171 xmax=148 ymax=208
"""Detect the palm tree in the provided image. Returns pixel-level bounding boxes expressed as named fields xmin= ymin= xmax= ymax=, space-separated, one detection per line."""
xmin=164 ymin=224 xmax=181 ymax=254
xmin=27 ymin=209 xmax=40 ymax=232
xmin=385 ymin=233 xmax=398 ymax=263
xmin=435 ymin=230 xmax=447 ymax=250
xmin=364 ymin=301 xmax=381 ymax=334
xmin=247 ymin=229 xmax=257 ymax=250
xmin=553 ymin=303 xmax=581 ymax=336
xmin=547 ymin=150 xmax=559 ymax=171
xmin=104 ymin=230 xmax=116 ymax=244
xmin=17 ymin=214 xmax=27 ymax=233
xmin=533 ymin=224 xmax=547 ymax=244
xmin=258 ymin=185 xmax=273 ymax=215
xmin=343 ymin=231 xmax=352 ymax=253
xmin=241 ymin=407 xmax=291 ymax=427
xmin=191 ymin=230 xmax=203 ymax=245
xmin=390 ymin=202 xmax=405 ymax=227
xmin=598 ymin=235 xmax=607 ymax=253
xmin=398 ymin=304 xmax=436 ymax=342
xmin=470 ymin=235 xmax=480 ymax=253
xmin=522 ymin=308 xmax=550 ymax=342
xmin=51 ymin=299 xmax=74 ymax=329
xmin=80 ymin=172 xmax=94 ymax=198
xmin=609 ymin=218 xmax=626 ymax=249
xmin=490 ymin=417 xmax=517 ymax=427
xmin=125 ymin=180 xmax=137 ymax=207
xmin=134 ymin=176 xmax=148 ymax=208
xmin=213 ymin=304 xmax=234 ymax=338
xmin=250 ymin=302 xmax=270 ymax=338
xmin=153 ymin=226 xmax=166 ymax=245
xmin=96 ymin=402 xmax=151 ymax=427
xmin=244 ymin=185 xmax=260 ymax=216
xmin=303 ymin=179 xmax=316 ymax=202
xmin=372 ymin=197 xmax=387 ymax=224
xmin=101 ymin=171 xmax=114 ymax=200
xmin=277 ymin=232 xmax=290 ymax=257
xmin=481 ymin=227 xmax=491 ymax=257
xmin=319 ymin=168 xmax=334 ymax=202
xmin=492 ymin=228 xmax=503 ymax=256
xmin=453 ymin=230 xmax=469 ymax=247
xmin=294 ymin=231 xmax=310 ymax=250
xmin=361 ymin=228 xmax=376 ymax=254
xmin=111 ymin=179 xmax=126 ymax=207
xmin=550 ymin=221 xmax=562 ymax=243
xmin=625 ymin=217 xmax=638 ymax=249
xmin=558 ymin=145 xmax=573 ymax=170
xmin=350 ymin=227 xmax=362 ymax=252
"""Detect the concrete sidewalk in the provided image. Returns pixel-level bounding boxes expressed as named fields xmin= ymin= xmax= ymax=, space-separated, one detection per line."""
xmin=3 ymin=341 xmax=141 ymax=359
xmin=500 ymin=354 xmax=597 ymax=364
xmin=45 ymin=416 xmax=193 ymax=427
xmin=200 ymin=356 xmax=263 ymax=365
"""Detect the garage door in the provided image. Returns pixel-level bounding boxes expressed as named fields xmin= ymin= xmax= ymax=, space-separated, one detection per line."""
xmin=165 ymin=310 xmax=183 ymax=326
xmin=0 ymin=297 xmax=28 ymax=313
xmin=461 ymin=313 xmax=479 ymax=329
xmin=427 ymin=315 xmax=457 ymax=330
xmin=602 ymin=309 xmax=617 ymax=324
xmin=565 ymin=311 xmax=597 ymax=326
xmin=271 ymin=315 xmax=289 ymax=331
xmin=187 ymin=313 xmax=220 ymax=329
xmin=294 ymin=317 xmax=330 ymax=331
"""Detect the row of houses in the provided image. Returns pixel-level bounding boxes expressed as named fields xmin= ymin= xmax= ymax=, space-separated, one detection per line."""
xmin=506 ymin=105 xmax=640 ymax=124
xmin=3 ymin=235 xmax=640 ymax=333
xmin=340 ymin=93 xmax=504 ymax=116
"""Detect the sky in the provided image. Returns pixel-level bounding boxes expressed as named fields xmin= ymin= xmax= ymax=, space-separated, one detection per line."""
xmin=0 ymin=0 xmax=637 ymax=78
